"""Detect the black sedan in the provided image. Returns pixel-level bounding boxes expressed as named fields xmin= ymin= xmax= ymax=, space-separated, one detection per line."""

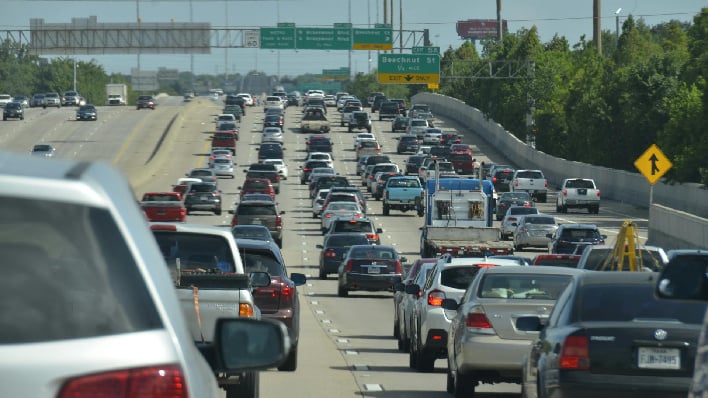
xmin=75 ymin=104 xmax=97 ymax=121
xmin=520 ymin=271 xmax=707 ymax=398
xmin=337 ymin=245 xmax=406 ymax=297
xmin=316 ymin=233 xmax=371 ymax=280
xmin=495 ymin=191 xmax=534 ymax=220
xmin=405 ymin=155 xmax=427 ymax=176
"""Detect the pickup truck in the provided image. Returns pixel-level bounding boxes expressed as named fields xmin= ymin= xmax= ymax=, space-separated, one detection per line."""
xmin=301 ymin=108 xmax=330 ymax=133
xmin=509 ymin=169 xmax=548 ymax=203
xmin=556 ymin=177 xmax=600 ymax=214
xmin=348 ymin=111 xmax=372 ymax=133
xmin=150 ymin=223 xmax=270 ymax=398
xmin=382 ymin=176 xmax=424 ymax=216
xmin=141 ymin=192 xmax=186 ymax=222
xmin=340 ymin=102 xmax=363 ymax=126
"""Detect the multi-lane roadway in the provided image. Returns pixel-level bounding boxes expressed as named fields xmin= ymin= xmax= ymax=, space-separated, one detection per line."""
xmin=1 ymin=95 xmax=651 ymax=397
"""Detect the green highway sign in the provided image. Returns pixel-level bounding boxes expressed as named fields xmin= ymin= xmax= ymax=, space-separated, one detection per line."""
xmin=322 ymin=67 xmax=350 ymax=80
xmin=278 ymin=22 xmax=295 ymax=28
xmin=412 ymin=46 xmax=440 ymax=54
xmin=378 ymin=54 xmax=440 ymax=84
xmin=260 ymin=26 xmax=295 ymax=49
xmin=353 ymin=27 xmax=393 ymax=50
xmin=333 ymin=23 xmax=352 ymax=28
xmin=296 ymin=27 xmax=351 ymax=50
xmin=375 ymin=23 xmax=392 ymax=28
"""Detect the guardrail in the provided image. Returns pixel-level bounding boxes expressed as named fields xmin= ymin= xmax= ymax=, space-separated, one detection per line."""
xmin=412 ymin=92 xmax=708 ymax=250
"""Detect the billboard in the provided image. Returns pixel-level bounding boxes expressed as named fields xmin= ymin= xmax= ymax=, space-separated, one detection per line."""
xmin=456 ymin=19 xmax=508 ymax=40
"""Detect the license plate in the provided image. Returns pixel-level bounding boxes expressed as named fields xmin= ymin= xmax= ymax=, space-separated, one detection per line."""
xmin=200 ymin=195 xmax=208 ymax=200
xmin=637 ymin=347 xmax=680 ymax=369
xmin=252 ymin=219 xmax=262 ymax=225
xmin=367 ymin=265 xmax=380 ymax=274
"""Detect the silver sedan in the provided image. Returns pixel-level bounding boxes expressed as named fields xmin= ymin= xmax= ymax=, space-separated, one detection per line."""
xmin=443 ymin=266 xmax=583 ymax=396
xmin=512 ymin=214 xmax=558 ymax=251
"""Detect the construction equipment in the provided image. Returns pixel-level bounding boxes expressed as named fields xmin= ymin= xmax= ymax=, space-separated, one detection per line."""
xmin=600 ymin=220 xmax=644 ymax=271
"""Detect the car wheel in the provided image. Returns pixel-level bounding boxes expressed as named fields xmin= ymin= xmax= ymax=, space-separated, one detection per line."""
xmin=275 ymin=238 xmax=282 ymax=248
xmin=319 ymin=268 xmax=327 ymax=280
xmin=393 ymin=317 xmax=400 ymax=339
xmin=562 ymin=205 xmax=568 ymax=214
xmin=382 ymin=203 xmax=390 ymax=216
xmin=225 ymin=371 xmax=259 ymax=398
xmin=408 ymin=330 xmax=418 ymax=368
xmin=277 ymin=342 xmax=298 ymax=371
xmin=214 ymin=209 xmax=222 ymax=216
xmin=515 ymin=243 xmax=523 ymax=251
xmin=454 ymin=370 xmax=476 ymax=398
xmin=2 ymin=117 xmax=5 ymax=121
xmin=337 ymin=284 xmax=348 ymax=297
xmin=312 ymin=212 xmax=317 ymax=219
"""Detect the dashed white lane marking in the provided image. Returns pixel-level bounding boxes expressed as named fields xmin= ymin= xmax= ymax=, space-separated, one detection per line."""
xmin=321 ymin=319 xmax=331 ymax=324
xmin=328 ymin=328 xmax=340 ymax=334
xmin=344 ymin=350 xmax=358 ymax=355
xmin=364 ymin=384 xmax=383 ymax=391
xmin=310 ymin=300 xmax=319 ymax=305
xmin=336 ymin=338 xmax=349 ymax=343
xmin=353 ymin=364 xmax=369 ymax=371
xmin=315 ymin=310 xmax=324 ymax=314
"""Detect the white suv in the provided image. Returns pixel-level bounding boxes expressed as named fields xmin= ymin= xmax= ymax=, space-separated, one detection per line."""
xmin=0 ymin=151 xmax=289 ymax=397
xmin=408 ymin=256 xmax=524 ymax=371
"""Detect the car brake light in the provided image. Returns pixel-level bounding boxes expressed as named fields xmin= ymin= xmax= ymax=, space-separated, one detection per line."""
xmin=57 ymin=365 xmax=188 ymax=398
xmin=560 ymin=335 xmax=590 ymax=369
xmin=466 ymin=308 xmax=493 ymax=329
xmin=544 ymin=180 xmax=548 ymax=187
xmin=303 ymin=167 xmax=311 ymax=171
xmin=427 ymin=289 xmax=445 ymax=306
xmin=325 ymin=213 xmax=332 ymax=218
xmin=345 ymin=259 xmax=353 ymax=272
xmin=507 ymin=217 xmax=517 ymax=222
xmin=597 ymin=190 xmax=601 ymax=197
xmin=394 ymin=260 xmax=402 ymax=274
xmin=519 ymin=227 xmax=528 ymax=234
xmin=325 ymin=249 xmax=338 ymax=258
xmin=366 ymin=234 xmax=378 ymax=241
xmin=150 ymin=224 xmax=177 ymax=231
xmin=492 ymin=177 xmax=497 ymax=183
xmin=275 ymin=216 xmax=282 ymax=227
xmin=562 ymin=189 xmax=568 ymax=196
xmin=514 ymin=179 xmax=519 ymax=186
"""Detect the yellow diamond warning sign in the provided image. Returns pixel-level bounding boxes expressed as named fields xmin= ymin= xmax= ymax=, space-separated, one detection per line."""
xmin=633 ymin=144 xmax=673 ymax=185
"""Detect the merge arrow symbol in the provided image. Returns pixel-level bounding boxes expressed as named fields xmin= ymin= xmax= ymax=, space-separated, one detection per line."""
xmin=649 ymin=153 xmax=660 ymax=175
xmin=404 ymin=74 xmax=413 ymax=81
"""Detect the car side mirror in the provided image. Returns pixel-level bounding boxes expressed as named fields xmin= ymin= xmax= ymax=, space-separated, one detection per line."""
xmin=206 ymin=317 xmax=289 ymax=372
xmin=601 ymin=234 xmax=607 ymax=239
xmin=516 ymin=316 xmax=544 ymax=332
xmin=656 ymin=257 xmax=708 ymax=301
xmin=546 ymin=233 xmax=553 ymax=239
xmin=249 ymin=271 xmax=271 ymax=288
xmin=405 ymin=284 xmax=420 ymax=295
xmin=315 ymin=244 xmax=323 ymax=249
xmin=376 ymin=228 xmax=383 ymax=233
xmin=441 ymin=298 xmax=459 ymax=311
xmin=280 ymin=211 xmax=285 ymax=215
xmin=237 ymin=186 xmax=242 ymax=189
xmin=290 ymin=273 xmax=307 ymax=286
xmin=228 ymin=209 xmax=235 ymax=214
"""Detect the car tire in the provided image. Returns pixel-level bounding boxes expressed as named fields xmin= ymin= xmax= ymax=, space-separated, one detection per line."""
xmin=277 ymin=343 xmax=298 ymax=371
xmin=515 ymin=243 xmax=523 ymax=251
xmin=225 ymin=371 xmax=259 ymax=398
xmin=408 ymin=333 xmax=418 ymax=368
xmin=214 ymin=209 xmax=222 ymax=216
xmin=337 ymin=284 xmax=348 ymax=297
xmin=454 ymin=370 xmax=476 ymax=398
xmin=319 ymin=268 xmax=327 ymax=280
xmin=312 ymin=212 xmax=317 ymax=219
xmin=382 ymin=203 xmax=390 ymax=216
xmin=590 ymin=205 xmax=599 ymax=214
xmin=275 ymin=238 xmax=282 ymax=248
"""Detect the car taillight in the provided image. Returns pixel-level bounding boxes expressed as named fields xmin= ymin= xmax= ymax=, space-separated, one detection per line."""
xmin=492 ymin=177 xmax=497 ymax=183
xmin=560 ymin=335 xmax=590 ymax=369
xmin=394 ymin=260 xmax=402 ymax=274
xmin=354 ymin=213 xmax=362 ymax=218
xmin=240 ymin=303 xmax=255 ymax=317
xmin=466 ymin=309 xmax=493 ymax=329
xmin=596 ymin=190 xmax=601 ymax=197
xmin=507 ymin=217 xmax=517 ymax=222
xmin=230 ymin=215 xmax=237 ymax=226
xmin=325 ymin=249 xmax=338 ymax=258
xmin=180 ymin=208 xmax=186 ymax=220
xmin=275 ymin=175 xmax=280 ymax=182
xmin=345 ymin=259 xmax=353 ymax=272
xmin=514 ymin=179 xmax=519 ymax=186
xmin=275 ymin=215 xmax=282 ymax=227
xmin=562 ymin=189 xmax=568 ymax=196
xmin=519 ymin=227 xmax=528 ymax=234
xmin=325 ymin=213 xmax=332 ymax=218
xmin=150 ymin=224 xmax=177 ymax=231
xmin=57 ymin=365 xmax=188 ymax=398
xmin=427 ymin=289 xmax=445 ymax=306
xmin=303 ymin=167 xmax=311 ymax=171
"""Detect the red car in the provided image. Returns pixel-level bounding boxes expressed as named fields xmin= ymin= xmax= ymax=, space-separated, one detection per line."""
xmin=239 ymin=178 xmax=275 ymax=200
xmin=450 ymin=143 xmax=472 ymax=155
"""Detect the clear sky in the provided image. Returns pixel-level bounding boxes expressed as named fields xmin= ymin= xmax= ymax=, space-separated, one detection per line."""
xmin=3 ymin=0 xmax=705 ymax=78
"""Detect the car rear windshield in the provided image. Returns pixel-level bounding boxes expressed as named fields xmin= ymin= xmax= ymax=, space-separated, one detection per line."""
xmin=581 ymin=248 xmax=666 ymax=271
xmin=565 ymin=179 xmax=595 ymax=189
xmin=333 ymin=220 xmax=374 ymax=233
xmin=494 ymin=170 xmax=515 ymax=179
xmin=449 ymin=154 xmax=472 ymax=161
xmin=578 ymin=284 xmax=707 ymax=324
xmin=326 ymin=235 xmax=370 ymax=247
xmin=1 ymin=197 xmax=162 ymax=343
xmin=189 ymin=184 xmax=217 ymax=193
xmin=524 ymin=216 xmax=556 ymax=225
xmin=154 ymin=232 xmax=236 ymax=274
xmin=237 ymin=204 xmax=276 ymax=216
xmin=244 ymin=180 xmax=270 ymax=190
xmin=214 ymin=133 xmax=235 ymax=139
xmin=440 ymin=267 xmax=484 ymax=290
xmin=348 ymin=247 xmax=396 ymax=259
xmin=218 ymin=123 xmax=237 ymax=130
xmin=411 ymin=120 xmax=427 ymax=127
xmin=240 ymin=249 xmax=283 ymax=276
xmin=516 ymin=171 xmax=544 ymax=179
xmin=479 ymin=274 xmax=571 ymax=299
xmin=509 ymin=207 xmax=538 ymax=215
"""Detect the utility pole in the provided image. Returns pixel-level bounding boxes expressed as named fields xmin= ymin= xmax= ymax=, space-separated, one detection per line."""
xmin=398 ymin=0 xmax=402 ymax=53
xmin=348 ymin=0 xmax=352 ymax=79
xmin=224 ymin=0 xmax=229 ymax=85
xmin=383 ymin=0 xmax=387 ymax=24
xmin=615 ymin=7 xmax=622 ymax=41
xmin=593 ymin=0 xmax=602 ymax=53
xmin=496 ymin=0 xmax=503 ymax=42
xmin=190 ymin=0 xmax=194 ymax=91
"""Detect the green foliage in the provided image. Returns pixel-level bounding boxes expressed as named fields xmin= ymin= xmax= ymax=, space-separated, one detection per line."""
xmin=437 ymin=8 xmax=708 ymax=185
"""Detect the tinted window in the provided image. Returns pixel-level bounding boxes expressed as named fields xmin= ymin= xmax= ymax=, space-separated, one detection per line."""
xmin=189 ymin=184 xmax=217 ymax=193
xmin=244 ymin=180 xmax=270 ymax=190
xmin=566 ymin=179 xmax=595 ymax=189
xmin=232 ymin=226 xmax=271 ymax=240
xmin=333 ymin=221 xmax=373 ymax=233
xmin=154 ymin=232 xmax=235 ymax=274
xmin=524 ymin=216 xmax=556 ymax=225
xmin=449 ymin=154 xmax=472 ymax=161
xmin=440 ymin=267 xmax=482 ymax=290
xmin=508 ymin=207 xmax=538 ymax=215
xmin=237 ymin=205 xmax=276 ymax=216
xmin=516 ymin=171 xmax=544 ymax=179
xmin=326 ymin=235 xmax=370 ymax=247
xmin=0 ymin=198 xmax=162 ymax=343
xmin=240 ymin=250 xmax=283 ymax=275
xmin=534 ymin=257 xmax=580 ymax=267
xmin=582 ymin=248 xmax=665 ymax=271
xmin=579 ymin=285 xmax=706 ymax=324
xmin=348 ymin=247 xmax=396 ymax=258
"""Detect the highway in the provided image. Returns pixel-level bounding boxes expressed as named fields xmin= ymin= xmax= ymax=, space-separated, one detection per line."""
xmin=0 ymin=95 xmax=650 ymax=397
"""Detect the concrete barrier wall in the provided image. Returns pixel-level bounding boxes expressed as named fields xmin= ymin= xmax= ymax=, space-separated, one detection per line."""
xmin=649 ymin=205 xmax=708 ymax=250
xmin=413 ymin=92 xmax=708 ymax=249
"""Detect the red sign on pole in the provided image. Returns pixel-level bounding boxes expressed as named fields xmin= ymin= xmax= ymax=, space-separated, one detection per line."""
xmin=456 ymin=19 xmax=508 ymax=40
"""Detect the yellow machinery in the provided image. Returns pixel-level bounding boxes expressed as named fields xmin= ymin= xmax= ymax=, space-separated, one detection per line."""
xmin=600 ymin=220 xmax=644 ymax=271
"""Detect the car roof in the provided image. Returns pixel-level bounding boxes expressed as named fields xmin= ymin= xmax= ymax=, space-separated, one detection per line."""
xmin=479 ymin=264 xmax=585 ymax=276
xmin=558 ymin=223 xmax=600 ymax=230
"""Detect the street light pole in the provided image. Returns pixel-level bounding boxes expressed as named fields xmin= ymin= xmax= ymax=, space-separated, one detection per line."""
xmin=615 ymin=8 xmax=622 ymax=41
